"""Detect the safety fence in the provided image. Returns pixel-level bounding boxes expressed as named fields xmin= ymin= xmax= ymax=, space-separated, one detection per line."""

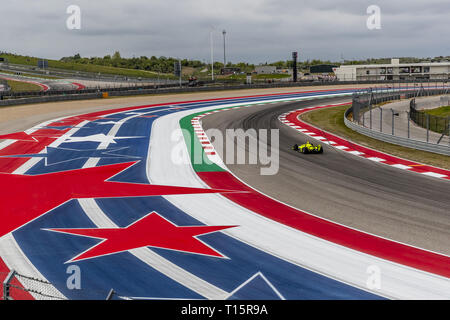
xmin=351 ymin=84 xmax=450 ymax=123
xmin=1 ymin=269 xmax=130 ymax=300
xmin=348 ymin=84 xmax=450 ymax=155
xmin=410 ymin=98 xmax=450 ymax=135
xmin=1 ymin=270 xmax=65 ymax=300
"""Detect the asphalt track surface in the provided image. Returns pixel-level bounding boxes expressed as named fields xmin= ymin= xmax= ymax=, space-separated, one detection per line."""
xmin=201 ymin=97 xmax=450 ymax=255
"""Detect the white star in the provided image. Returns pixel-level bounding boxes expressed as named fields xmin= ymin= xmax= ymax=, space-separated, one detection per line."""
xmin=58 ymin=134 xmax=143 ymax=144
xmin=95 ymin=121 xmax=122 ymax=125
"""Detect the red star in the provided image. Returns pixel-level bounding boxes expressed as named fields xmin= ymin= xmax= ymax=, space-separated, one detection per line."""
xmin=0 ymin=130 xmax=71 ymax=144
xmin=0 ymin=132 xmax=39 ymax=142
xmin=46 ymin=212 xmax=237 ymax=262
xmin=0 ymin=161 xmax=236 ymax=238
xmin=54 ymin=116 xmax=116 ymax=124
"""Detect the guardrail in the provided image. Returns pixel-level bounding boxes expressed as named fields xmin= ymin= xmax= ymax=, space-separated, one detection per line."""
xmin=0 ymin=81 xmax=342 ymax=106
xmin=344 ymin=107 xmax=450 ymax=155
xmin=0 ymin=79 xmax=441 ymax=102
xmin=0 ymin=92 xmax=104 ymax=107
xmin=2 ymin=78 xmax=450 ymax=108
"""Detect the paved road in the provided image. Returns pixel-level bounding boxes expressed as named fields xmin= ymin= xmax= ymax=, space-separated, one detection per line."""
xmin=201 ymin=97 xmax=450 ymax=255
xmin=362 ymin=96 xmax=450 ymax=146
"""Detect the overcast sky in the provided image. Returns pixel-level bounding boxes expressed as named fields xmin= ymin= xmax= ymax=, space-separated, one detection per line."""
xmin=1 ymin=0 xmax=449 ymax=64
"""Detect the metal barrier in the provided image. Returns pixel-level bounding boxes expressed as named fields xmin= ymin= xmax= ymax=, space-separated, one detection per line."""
xmin=2 ymin=270 xmax=66 ymax=300
xmin=1 ymin=79 xmax=445 ymax=107
xmin=1 ymin=269 xmax=135 ymax=300
xmin=346 ymin=85 xmax=450 ymax=155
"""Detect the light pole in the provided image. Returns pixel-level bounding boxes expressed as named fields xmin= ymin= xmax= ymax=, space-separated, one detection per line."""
xmin=210 ymin=29 xmax=214 ymax=81
xmin=222 ymin=30 xmax=226 ymax=67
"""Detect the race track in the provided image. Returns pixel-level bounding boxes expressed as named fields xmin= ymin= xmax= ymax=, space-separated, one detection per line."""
xmin=0 ymin=87 xmax=448 ymax=300
xmin=201 ymin=98 xmax=450 ymax=255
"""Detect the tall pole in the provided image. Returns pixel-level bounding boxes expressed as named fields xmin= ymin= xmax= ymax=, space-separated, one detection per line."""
xmin=179 ymin=59 xmax=182 ymax=88
xmin=222 ymin=30 xmax=226 ymax=67
xmin=210 ymin=30 xmax=214 ymax=81
xmin=292 ymin=52 xmax=298 ymax=82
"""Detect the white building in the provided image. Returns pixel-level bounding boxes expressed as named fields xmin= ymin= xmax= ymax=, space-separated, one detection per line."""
xmin=333 ymin=59 xmax=450 ymax=81
xmin=254 ymin=65 xmax=277 ymax=74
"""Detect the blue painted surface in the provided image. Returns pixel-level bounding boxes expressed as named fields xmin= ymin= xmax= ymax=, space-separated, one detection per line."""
xmin=11 ymin=90 xmax=384 ymax=300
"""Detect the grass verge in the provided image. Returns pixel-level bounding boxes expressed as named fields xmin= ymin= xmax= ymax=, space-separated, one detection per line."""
xmin=300 ymin=104 xmax=450 ymax=169
xmin=1 ymin=54 xmax=176 ymax=80
xmin=6 ymin=80 xmax=43 ymax=92
xmin=423 ymin=105 xmax=450 ymax=117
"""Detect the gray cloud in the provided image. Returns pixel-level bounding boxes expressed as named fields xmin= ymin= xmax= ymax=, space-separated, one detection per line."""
xmin=1 ymin=0 xmax=449 ymax=63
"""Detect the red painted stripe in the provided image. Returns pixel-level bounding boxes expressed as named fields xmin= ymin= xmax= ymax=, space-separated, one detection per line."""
xmin=71 ymin=82 xmax=86 ymax=90
xmin=197 ymin=171 xmax=450 ymax=278
xmin=0 ymin=76 xmax=49 ymax=92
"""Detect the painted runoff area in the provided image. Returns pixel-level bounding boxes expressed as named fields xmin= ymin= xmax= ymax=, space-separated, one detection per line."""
xmin=0 ymin=88 xmax=447 ymax=300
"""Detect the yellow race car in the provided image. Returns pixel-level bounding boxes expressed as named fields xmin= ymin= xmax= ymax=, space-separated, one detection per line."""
xmin=292 ymin=141 xmax=323 ymax=154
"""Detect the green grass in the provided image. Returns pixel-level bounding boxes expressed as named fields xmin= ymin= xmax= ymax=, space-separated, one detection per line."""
xmin=1 ymin=54 xmax=176 ymax=80
xmin=423 ymin=106 xmax=450 ymax=117
xmin=179 ymin=111 xmax=226 ymax=172
xmin=414 ymin=106 xmax=450 ymax=134
xmin=6 ymin=79 xmax=43 ymax=92
xmin=300 ymin=104 xmax=450 ymax=169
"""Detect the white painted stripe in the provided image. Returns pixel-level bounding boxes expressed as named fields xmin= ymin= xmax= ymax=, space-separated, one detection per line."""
xmin=367 ymin=157 xmax=386 ymax=162
xmin=346 ymin=151 xmax=364 ymax=156
xmin=0 ymin=140 xmax=16 ymax=151
xmin=391 ymin=164 xmax=412 ymax=170
xmin=421 ymin=172 xmax=447 ymax=178
xmin=224 ymin=272 xmax=285 ymax=300
xmin=12 ymin=157 xmax=43 ymax=175
xmin=82 ymin=157 xmax=101 ymax=168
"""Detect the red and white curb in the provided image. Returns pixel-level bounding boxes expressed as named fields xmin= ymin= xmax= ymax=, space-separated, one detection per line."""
xmin=191 ymin=106 xmax=248 ymax=165
xmin=0 ymin=75 xmax=50 ymax=91
xmin=279 ymin=104 xmax=450 ymax=181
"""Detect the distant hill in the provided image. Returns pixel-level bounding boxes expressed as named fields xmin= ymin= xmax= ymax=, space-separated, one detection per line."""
xmin=0 ymin=52 xmax=177 ymax=79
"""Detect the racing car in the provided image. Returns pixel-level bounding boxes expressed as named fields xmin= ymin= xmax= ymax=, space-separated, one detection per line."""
xmin=292 ymin=141 xmax=323 ymax=154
